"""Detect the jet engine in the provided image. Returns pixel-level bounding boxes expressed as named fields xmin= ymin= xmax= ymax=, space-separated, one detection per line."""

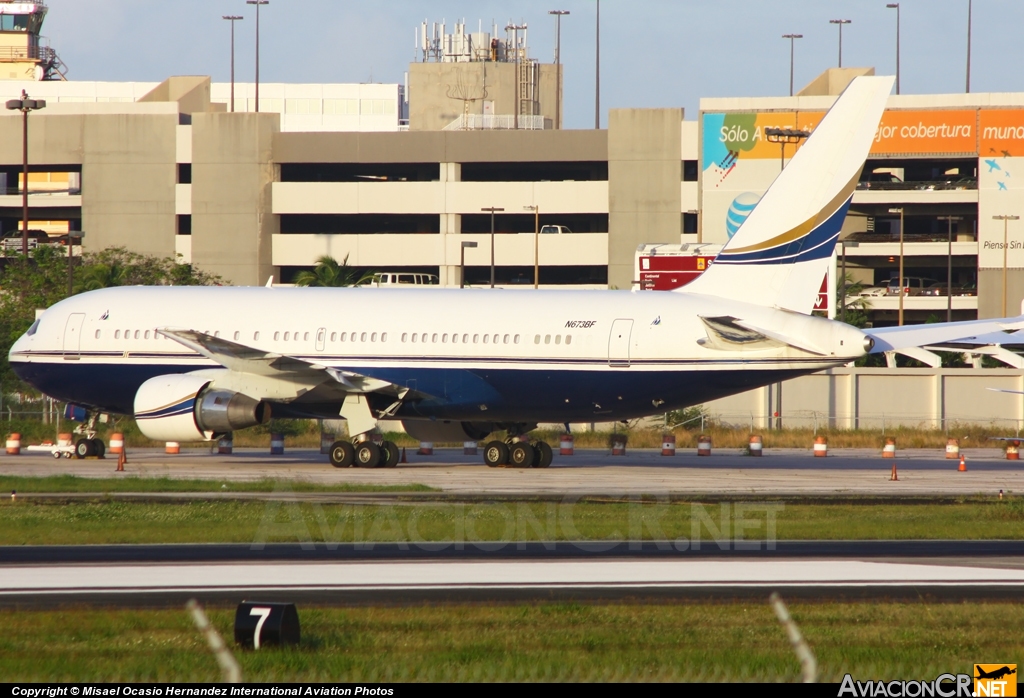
xmin=401 ymin=420 xmax=496 ymax=443
xmin=134 ymin=374 xmax=271 ymax=442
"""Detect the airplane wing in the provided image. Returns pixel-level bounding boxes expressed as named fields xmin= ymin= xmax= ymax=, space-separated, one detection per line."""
xmin=157 ymin=328 xmax=420 ymax=397
xmin=865 ymin=316 xmax=1024 ymax=354
xmin=698 ymin=316 xmax=828 ymax=356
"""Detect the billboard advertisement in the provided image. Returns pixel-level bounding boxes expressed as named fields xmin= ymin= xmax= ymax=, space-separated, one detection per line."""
xmin=869 ymin=109 xmax=976 ymax=156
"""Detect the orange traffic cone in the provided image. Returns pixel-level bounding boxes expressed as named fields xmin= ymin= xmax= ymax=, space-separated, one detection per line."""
xmin=400 ymin=447 xmax=407 ymax=464
xmin=958 ymin=454 xmax=967 ymax=472
xmin=890 ymin=462 xmax=898 ymax=481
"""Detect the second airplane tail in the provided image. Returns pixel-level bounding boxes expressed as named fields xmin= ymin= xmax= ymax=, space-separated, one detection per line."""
xmin=683 ymin=75 xmax=895 ymax=314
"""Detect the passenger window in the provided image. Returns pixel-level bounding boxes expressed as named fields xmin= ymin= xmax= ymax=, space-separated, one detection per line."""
xmin=134 ymin=330 xmax=140 ymax=339
xmin=442 ymin=333 xmax=448 ymax=343
xmin=432 ymin=333 xmax=438 ymax=343
xmin=544 ymin=335 xmax=551 ymax=344
xmin=284 ymin=332 xmax=290 ymax=341
xmin=452 ymin=334 xmax=458 ymax=344
xmin=274 ymin=332 xmax=280 ymax=341
xmin=361 ymin=332 xmax=367 ymax=342
xmin=330 ymin=332 xmax=336 ymax=342
xmin=233 ymin=331 xmax=240 ymax=340
xmin=95 ymin=330 xmax=101 ymax=339
xmin=145 ymin=330 xmax=151 ymax=340
xmin=303 ymin=332 xmax=309 ymax=341
xmin=503 ymin=334 xmax=510 ymax=344
xmin=473 ymin=334 xmax=479 ymax=343
xmin=402 ymin=333 xmax=408 ymax=342
xmin=555 ymin=335 xmax=561 ymax=345
xmin=421 ymin=333 xmax=428 ymax=343
xmin=534 ymin=335 xmax=540 ymax=344
xmin=463 ymin=334 xmax=469 ymax=343
xmin=371 ymin=332 xmax=378 ymax=342
xmin=115 ymin=330 xmax=120 ymax=339
xmin=254 ymin=331 xmax=260 ymax=341
xmin=340 ymin=332 xmax=346 ymax=341
xmin=411 ymin=333 xmax=417 ymax=343
xmin=381 ymin=332 xmax=387 ymax=342
xmin=514 ymin=334 xmax=520 ymax=344
xmin=493 ymin=334 xmax=499 ymax=344
xmin=565 ymin=335 xmax=572 ymax=345
xmin=483 ymin=334 xmax=489 ymax=344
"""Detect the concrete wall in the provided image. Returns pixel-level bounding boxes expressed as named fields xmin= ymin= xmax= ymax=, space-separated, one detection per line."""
xmin=82 ymin=113 xmax=178 ymax=257
xmin=191 ymin=112 xmax=280 ymax=285
xmin=978 ymin=268 xmax=1024 ymax=318
xmin=607 ymin=108 xmax=682 ymax=288
xmin=703 ymin=366 xmax=1024 ymax=430
xmin=408 ymin=62 xmax=559 ymax=131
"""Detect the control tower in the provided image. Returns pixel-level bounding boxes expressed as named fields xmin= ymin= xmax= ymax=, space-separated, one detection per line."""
xmin=0 ymin=1 xmax=66 ymax=81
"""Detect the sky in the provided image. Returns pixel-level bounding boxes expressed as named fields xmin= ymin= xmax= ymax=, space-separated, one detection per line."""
xmin=36 ymin=0 xmax=1024 ymax=128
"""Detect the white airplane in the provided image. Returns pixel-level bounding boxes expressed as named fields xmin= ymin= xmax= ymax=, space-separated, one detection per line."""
xmin=9 ymin=76 xmax=1020 ymax=469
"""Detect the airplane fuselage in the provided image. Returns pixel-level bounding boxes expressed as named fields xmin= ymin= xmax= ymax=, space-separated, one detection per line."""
xmin=9 ymin=285 xmax=867 ymax=425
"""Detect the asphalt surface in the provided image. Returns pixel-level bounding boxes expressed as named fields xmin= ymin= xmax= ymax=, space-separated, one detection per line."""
xmin=2 ymin=446 xmax=1023 ymax=496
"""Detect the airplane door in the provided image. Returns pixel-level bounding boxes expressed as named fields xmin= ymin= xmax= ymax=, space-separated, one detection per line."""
xmin=608 ymin=319 xmax=633 ymax=367
xmin=315 ymin=327 xmax=326 ymax=352
xmin=63 ymin=313 xmax=85 ymax=361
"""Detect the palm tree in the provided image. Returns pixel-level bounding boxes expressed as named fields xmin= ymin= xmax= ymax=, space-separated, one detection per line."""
xmin=293 ymin=254 xmax=371 ymax=287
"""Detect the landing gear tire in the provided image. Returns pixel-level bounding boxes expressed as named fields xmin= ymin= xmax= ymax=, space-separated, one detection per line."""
xmin=92 ymin=439 xmax=105 ymax=459
xmin=74 ymin=438 xmax=95 ymax=460
xmin=484 ymin=440 xmax=509 ymax=467
xmin=329 ymin=441 xmax=355 ymax=468
xmin=533 ymin=441 xmax=553 ymax=468
xmin=381 ymin=441 xmax=400 ymax=468
xmin=355 ymin=442 xmax=382 ymax=468
xmin=509 ymin=442 xmax=535 ymax=468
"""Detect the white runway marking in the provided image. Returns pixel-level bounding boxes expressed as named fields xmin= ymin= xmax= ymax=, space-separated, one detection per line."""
xmin=6 ymin=559 xmax=1024 ymax=596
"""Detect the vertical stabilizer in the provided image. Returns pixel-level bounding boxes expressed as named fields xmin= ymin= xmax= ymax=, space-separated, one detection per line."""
xmin=683 ymin=76 xmax=894 ymax=313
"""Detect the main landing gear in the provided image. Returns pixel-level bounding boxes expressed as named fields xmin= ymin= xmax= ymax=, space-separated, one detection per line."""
xmin=483 ymin=438 xmax=553 ymax=469
xmin=72 ymin=409 xmax=106 ymax=460
xmin=328 ymin=438 xmax=400 ymax=469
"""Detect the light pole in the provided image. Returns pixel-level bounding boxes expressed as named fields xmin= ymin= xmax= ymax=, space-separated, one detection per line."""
xmin=830 ymin=19 xmax=851 ymax=68
xmin=223 ymin=15 xmax=243 ymax=112
xmin=890 ymin=207 xmax=905 ymax=325
xmin=765 ymin=127 xmax=810 ymax=171
xmin=886 ymin=4 xmax=900 ymax=94
xmin=938 ymin=215 xmax=961 ymax=322
xmin=549 ymin=10 xmax=569 ymax=129
xmin=505 ymin=22 xmax=527 ymax=129
xmin=595 ymin=0 xmax=600 ymax=129
xmin=782 ymin=34 xmax=803 ymax=97
xmin=5 ymin=90 xmax=45 ymax=256
xmin=246 ymin=0 xmax=268 ymax=112
xmin=966 ymin=0 xmax=973 ymax=92
xmin=460 ymin=241 xmax=477 ymax=289
xmin=524 ymin=204 xmax=539 ymax=288
xmin=481 ymin=207 xmax=504 ymax=288
xmin=67 ymin=230 xmax=84 ymax=296
xmin=994 ymin=214 xmax=1020 ymax=317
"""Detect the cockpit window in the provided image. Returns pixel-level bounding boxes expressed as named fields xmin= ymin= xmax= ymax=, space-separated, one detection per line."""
xmin=25 ymin=319 xmax=40 ymax=336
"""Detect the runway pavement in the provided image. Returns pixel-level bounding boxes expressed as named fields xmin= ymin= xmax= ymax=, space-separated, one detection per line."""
xmin=1 ymin=447 xmax=1022 ymax=496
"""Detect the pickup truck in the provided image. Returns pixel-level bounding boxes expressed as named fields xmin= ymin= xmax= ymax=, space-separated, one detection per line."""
xmin=540 ymin=225 xmax=573 ymax=234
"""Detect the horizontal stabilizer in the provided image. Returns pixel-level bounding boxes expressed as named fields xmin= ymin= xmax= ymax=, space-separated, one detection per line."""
xmin=867 ymin=316 xmax=1024 ymax=354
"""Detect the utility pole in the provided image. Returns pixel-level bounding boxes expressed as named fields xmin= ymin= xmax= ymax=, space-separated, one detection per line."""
xmin=549 ymin=10 xmax=569 ymax=129
xmin=595 ymin=0 xmax=600 ymax=129
xmin=246 ymin=1 xmax=268 ymax=112
xmin=5 ymin=90 xmax=45 ymax=256
xmin=886 ymin=4 xmax=900 ymax=94
xmin=829 ymin=19 xmax=851 ymax=68
xmin=782 ymin=34 xmax=803 ymax=97
xmin=481 ymin=207 xmax=504 ymax=288
xmin=505 ymin=22 xmax=527 ymax=129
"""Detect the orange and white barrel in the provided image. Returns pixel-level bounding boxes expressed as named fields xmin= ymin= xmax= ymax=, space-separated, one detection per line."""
xmin=418 ymin=442 xmax=434 ymax=456
xmin=5 ymin=433 xmax=20 ymax=455
xmin=270 ymin=433 xmax=284 ymax=455
xmin=218 ymin=435 xmax=233 ymax=455
xmin=661 ymin=433 xmax=676 ymax=456
xmin=108 ymin=432 xmax=124 ymax=455
xmin=945 ymin=438 xmax=960 ymax=459
xmin=610 ymin=436 xmax=627 ymax=456
xmin=697 ymin=435 xmax=712 ymax=456
xmin=882 ymin=438 xmax=897 ymax=459
xmin=813 ymin=436 xmax=828 ymax=457
xmin=165 ymin=441 xmax=180 ymax=455
xmin=749 ymin=434 xmax=763 ymax=456
xmin=1007 ymin=440 xmax=1020 ymax=461
xmin=463 ymin=441 xmax=478 ymax=456
xmin=57 ymin=433 xmax=72 ymax=447
xmin=559 ymin=433 xmax=574 ymax=456
xmin=319 ymin=433 xmax=334 ymax=455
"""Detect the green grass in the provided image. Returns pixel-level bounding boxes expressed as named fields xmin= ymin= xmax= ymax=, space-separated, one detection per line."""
xmin=0 ymin=475 xmax=436 ymax=494
xmin=0 ymin=601 xmax=1016 ymax=681
xmin=2 ymin=498 xmax=1024 ymax=545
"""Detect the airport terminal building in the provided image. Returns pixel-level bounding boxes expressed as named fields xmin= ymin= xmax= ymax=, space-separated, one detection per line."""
xmin=3 ymin=68 xmax=1024 ymax=327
